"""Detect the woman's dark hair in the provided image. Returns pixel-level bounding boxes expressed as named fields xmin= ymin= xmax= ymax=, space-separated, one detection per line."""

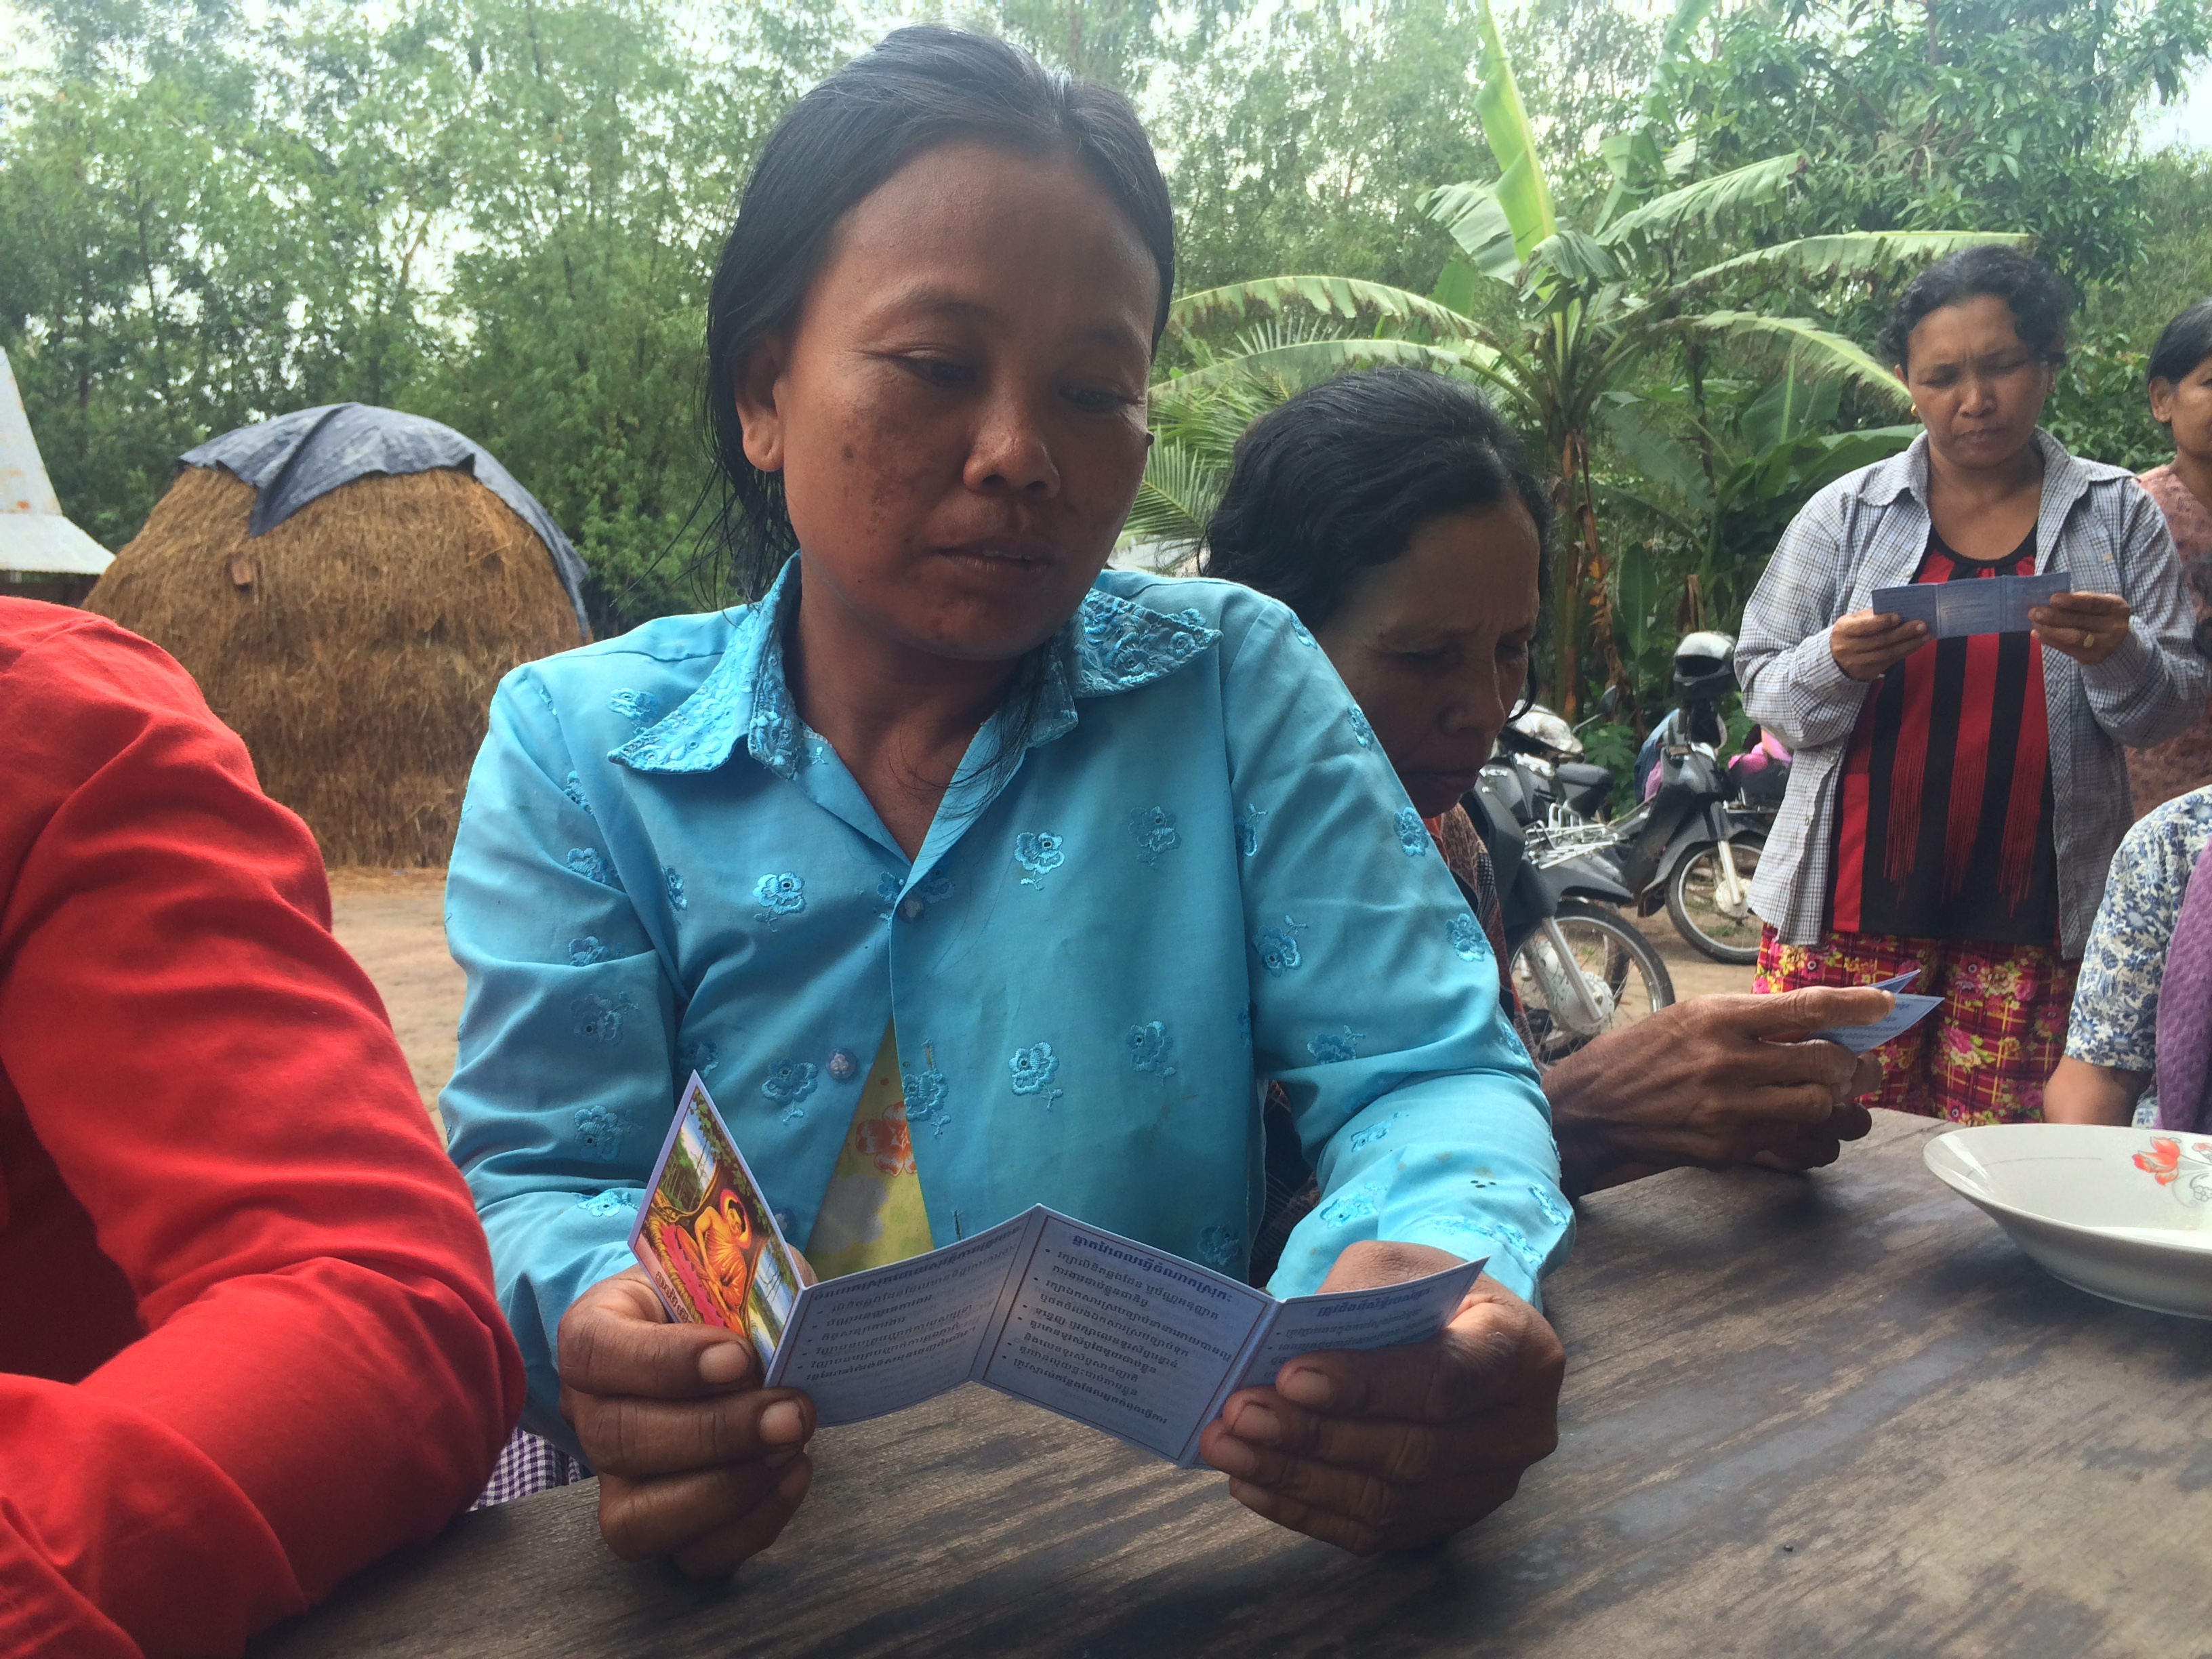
xmin=2148 ymin=299 xmax=2212 ymax=396
xmin=1200 ymin=367 xmax=1554 ymax=633
xmin=1877 ymin=245 xmax=2073 ymax=373
xmin=702 ymin=26 xmax=1174 ymax=596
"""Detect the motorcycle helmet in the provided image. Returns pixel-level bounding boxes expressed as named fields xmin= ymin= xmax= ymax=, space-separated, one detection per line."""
xmin=1672 ymin=630 xmax=1737 ymax=702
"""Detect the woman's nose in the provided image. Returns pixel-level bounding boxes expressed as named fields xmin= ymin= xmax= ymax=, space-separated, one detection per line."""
xmin=964 ymin=388 xmax=1061 ymax=496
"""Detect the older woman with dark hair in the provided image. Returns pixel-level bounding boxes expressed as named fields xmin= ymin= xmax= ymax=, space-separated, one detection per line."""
xmin=2124 ymin=298 xmax=2212 ymax=815
xmin=1204 ymin=367 xmax=1891 ymax=1216
xmin=1738 ymin=247 xmax=2206 ymax=1125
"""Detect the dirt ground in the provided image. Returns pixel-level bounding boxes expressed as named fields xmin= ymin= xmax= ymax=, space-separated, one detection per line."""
xmin=326 ymin=866 xmax=1755 ymax=1128
xmin=327 ymin=866 xmax=461 ymax=1127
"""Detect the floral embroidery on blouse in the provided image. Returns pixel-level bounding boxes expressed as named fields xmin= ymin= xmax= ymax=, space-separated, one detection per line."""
xmin=2067 ymin=788 xmax=2212 ymax=1108
xmin=874 ymin=872 xmax=903 ymax=920
xmin=1394 ymin=807 xmax=1429 ymax=856
xmin=1347 ymin=705 xmax=1376 ymax=748
xmin=917 ymin=867 xmax=956 ymax=903
xmin=1195 ymin=1225 xmax=1242 ymax=1272
xmin=573 ymin=1105 xmax=629 ymax=1161
xmin=609 ymin=689 xmax=661 ymax=724
xmin=1126 ymin=1021 xmax=1176 ymax=1076
xmin=1015 ymin=831 xmax=1066 ymax=886
xmin=663 ymin=867 xmax=689 ymax=911
xmin=754 ymin=872 xmax=805 ymax=928
xmin=1316 ymin=1183 xmax=1383 ymax=1226
xmin=1448 ymin=912 xmax=1484 ymax=962
xmin=561 ymin=770 xmax=593 ymax=815
xmin=1074 ymin=594 xmax=1222 ymax=693
xmin=1130 ymin=806 xmax=1181 ymax=867
xmin=577 ymin=1189 xmax=637 ymax=1218
xmin=1252 ymin=915 xmax=1309 ymax=976
xmin=569 ymin=992 xmax=635 ymax=1046
xmin=762 ymin=1059 xmax=820 ymax=1123
xmin=1008 ymin=1042 xmax=1063 ymax=1109
xmin=1235 ymin=803 xmax=1268 ymax=857
xmin=903 ymin=1041 xmax=952 ymax=1136
xmin=566 ymin=847 xmax=617 ymax=886
xmin=567 ymin=936 xmax=609 ymax=967
xmin=1288 ymin=617 xmax=1318 ymax=648
xmin=1308 ymin=1026 xmax=1364 ymax=1065
xmin=678 ymin=1039 xmax=720 ymax=1080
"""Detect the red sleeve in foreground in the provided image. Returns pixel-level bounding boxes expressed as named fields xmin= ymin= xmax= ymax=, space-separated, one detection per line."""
xmin=0 ymin=603 xmax=525 ymax=1657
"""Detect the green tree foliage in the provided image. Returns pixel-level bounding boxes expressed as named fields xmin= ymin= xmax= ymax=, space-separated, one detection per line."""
xmin=0 ymin=0 xmax=840 ymax=630
xmin=1659 ymin=0 xmax=2212 ymax=291
xmin=1137 ymin=0 xmax=2020 ymax=714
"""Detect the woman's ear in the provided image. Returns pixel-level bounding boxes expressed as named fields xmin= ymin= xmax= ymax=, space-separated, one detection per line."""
xmin=2150 ymin=376 xmax=2178 ymax=427
xmin=734 ymin=336 xmax=792 ymax=474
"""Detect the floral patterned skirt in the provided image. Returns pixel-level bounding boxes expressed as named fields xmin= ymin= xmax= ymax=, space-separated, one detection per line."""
xmin=1755 ymin=927 xmax=2078 ymax=1126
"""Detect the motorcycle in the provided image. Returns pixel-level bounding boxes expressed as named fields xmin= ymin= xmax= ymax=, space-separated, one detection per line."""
xmin=1614 ymin=632 xmax=1765 ymax=964
xmin=1466 ymin=705 xmax=1675 ymax=1071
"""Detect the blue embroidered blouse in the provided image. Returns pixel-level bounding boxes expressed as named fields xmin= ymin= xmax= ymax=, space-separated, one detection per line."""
xmin=443 ymin=561 xmax=1570 ymax=1441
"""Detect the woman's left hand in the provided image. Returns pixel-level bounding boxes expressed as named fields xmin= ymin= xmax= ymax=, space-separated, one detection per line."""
xmin=2029 ymin=592 xmax=2132 ymax=666
xmin=1196 ymin=1242 xmax=1563 ymax=1555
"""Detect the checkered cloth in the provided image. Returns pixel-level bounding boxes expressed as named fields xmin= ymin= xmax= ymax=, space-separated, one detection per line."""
xmin=472 ymin=1428 xmax=586 ymax=1510
xmin=1736 ymin=431 xmax=2207 ymax=956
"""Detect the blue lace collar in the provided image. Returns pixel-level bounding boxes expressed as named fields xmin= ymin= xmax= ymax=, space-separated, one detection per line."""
xmin=613 ymin=556 xmax=1222 ymax=777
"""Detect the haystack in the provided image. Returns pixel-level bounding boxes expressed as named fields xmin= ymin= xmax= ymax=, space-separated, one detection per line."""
xmin=87 ymin=406 xmax=590 ymax=867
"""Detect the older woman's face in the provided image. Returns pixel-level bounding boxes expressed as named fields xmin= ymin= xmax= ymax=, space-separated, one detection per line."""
xmin=1898 ymin=293 xmax=2053 ymax=474
xmin=2149 ymin=354 xmax=2212 ymax=468
xmin=735 ymin=141 xmax=1159 ymax=665
xmin=1313 ymin=504 xmax=1543 ymax=819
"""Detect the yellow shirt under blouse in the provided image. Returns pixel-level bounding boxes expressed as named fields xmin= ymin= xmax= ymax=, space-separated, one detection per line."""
xmin=802 ymin=1025 xmax=935 ymax=1279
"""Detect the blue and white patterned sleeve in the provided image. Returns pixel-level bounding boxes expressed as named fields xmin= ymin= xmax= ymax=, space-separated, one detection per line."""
xmin=1737 ymin=483 xmax=1876 ymax=754
xmin=2067 ymin=790 xmax=2212 ymax=1072
xmin=1217 ymin=599 xmax=1570 ymax=1306
xmin=443 ymin=665 xmax=678 ymax=1446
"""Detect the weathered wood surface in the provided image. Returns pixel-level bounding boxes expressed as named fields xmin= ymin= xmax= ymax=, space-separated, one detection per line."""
xmin=252 ymin=1111 xmax=2212 ymax=1658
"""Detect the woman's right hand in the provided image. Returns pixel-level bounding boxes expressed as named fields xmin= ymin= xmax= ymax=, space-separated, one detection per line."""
xmin=1828 ymin=610 xmax=1930 ymax=680
xmin=558 ymin=1267 xmax=816 ymax=1575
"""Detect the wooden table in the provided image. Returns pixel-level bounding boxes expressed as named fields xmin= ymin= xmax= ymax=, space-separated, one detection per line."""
xmin=251 ymin=1111 xmax=2212 ymax=1657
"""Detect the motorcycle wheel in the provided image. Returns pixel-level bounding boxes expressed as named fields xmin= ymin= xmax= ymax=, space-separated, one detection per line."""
xmin=1508 ymin=900 xmax=1677 ymax=1071
xmin=1667 ymin=838 xmax=1764 ymax=965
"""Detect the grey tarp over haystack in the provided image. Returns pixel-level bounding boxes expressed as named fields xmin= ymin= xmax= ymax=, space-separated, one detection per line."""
xmin=182 ymin=403 xmax=592 ymax=639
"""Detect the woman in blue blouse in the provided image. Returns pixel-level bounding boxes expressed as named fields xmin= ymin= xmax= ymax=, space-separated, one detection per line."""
xmin=443 ymin=28 xmax=1567 ymax=1570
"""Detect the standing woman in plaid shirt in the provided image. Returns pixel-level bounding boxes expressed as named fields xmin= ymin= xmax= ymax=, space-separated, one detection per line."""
xmin=1737 ymin=247 xmax=2207 ymax=1125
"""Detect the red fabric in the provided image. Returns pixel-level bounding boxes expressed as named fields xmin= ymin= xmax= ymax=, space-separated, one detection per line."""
xmin=0 ymin=600 xmax=524 ymax=1658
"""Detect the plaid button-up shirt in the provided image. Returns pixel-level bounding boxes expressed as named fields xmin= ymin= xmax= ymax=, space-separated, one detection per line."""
xmin=1736 ymin=430 xmax=2207 ymax=956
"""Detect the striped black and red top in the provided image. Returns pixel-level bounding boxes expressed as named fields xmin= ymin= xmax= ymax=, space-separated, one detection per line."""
xmin=1825 ymin=527 xmax=2060 ymax=945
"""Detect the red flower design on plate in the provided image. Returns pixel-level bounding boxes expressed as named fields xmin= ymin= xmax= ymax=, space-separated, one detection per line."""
xmin=2135 ymin=1138 xmax=2182 ymax=1184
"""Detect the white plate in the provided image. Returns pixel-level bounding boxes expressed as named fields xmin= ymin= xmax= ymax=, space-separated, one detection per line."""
xmin=1924 ymin=1123 xmax=2212 ymax=1319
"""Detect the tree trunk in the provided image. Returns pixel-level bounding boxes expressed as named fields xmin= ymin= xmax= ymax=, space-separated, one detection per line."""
xmin=1552 ymin=437 xmax=1581 ymax=717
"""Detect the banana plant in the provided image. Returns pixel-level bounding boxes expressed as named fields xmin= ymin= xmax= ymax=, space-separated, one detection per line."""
xmin=1145 ymin=0 xmax=2028 ymax=713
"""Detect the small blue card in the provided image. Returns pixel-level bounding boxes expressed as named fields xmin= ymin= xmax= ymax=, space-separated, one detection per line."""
xmin=1870 ymin=571 xmax=2072 ymax=639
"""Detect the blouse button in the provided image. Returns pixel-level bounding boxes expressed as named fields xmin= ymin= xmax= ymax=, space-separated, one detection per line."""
xmin=827 ymin=1048 xmax=859 ymax=1082
xmin=899 ymin=896 xmax=926 ymax=921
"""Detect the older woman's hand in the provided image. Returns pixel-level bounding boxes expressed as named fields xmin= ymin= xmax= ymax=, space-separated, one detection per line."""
xmin=1543 ymin=988 xmax=1888 ymax=1194
xmin=2029 ymin=592 xmax=2133 ymax=666
xmin=558 ymin=1267 xmax=816 ymax=1575
xmin=1196 ymin=1242 xmax=1563 ymax=1555
xmin=1829 ymin=609 xmax=1931 ymax=680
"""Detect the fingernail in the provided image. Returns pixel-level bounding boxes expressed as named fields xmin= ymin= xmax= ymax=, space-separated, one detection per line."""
xmin=1206 ymin=1434 xmax=1258 ymax=1477
xmin=698 ymin=1343 xmax=750 ymax=1386
xmin=760 ymin=1399 xmax=806 ymax=1445
xmin=1279 ymin=1366 xmax=1335 ymax=1408
xmin=1231 ymin=1401 xmax=1283 ymax=1442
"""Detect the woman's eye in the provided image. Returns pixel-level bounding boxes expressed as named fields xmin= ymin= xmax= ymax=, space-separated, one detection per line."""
xmin=900 ymin=355 xmax=975 ymax=388
xmin=1065 ymin=383 xmax=1137 ymax=414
